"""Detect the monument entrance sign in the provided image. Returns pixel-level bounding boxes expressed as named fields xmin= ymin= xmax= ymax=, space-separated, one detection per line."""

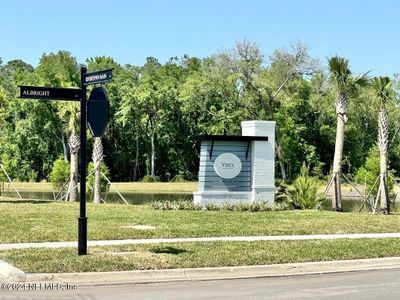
xmin=193 ymin=121 xmax=275 ymax=206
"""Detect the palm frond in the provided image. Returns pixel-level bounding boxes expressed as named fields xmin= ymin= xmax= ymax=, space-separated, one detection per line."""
xmin=371 ymin=76 xmax=391 ymax=105
xmin=328 ymin=55 xmax=351 ymax=91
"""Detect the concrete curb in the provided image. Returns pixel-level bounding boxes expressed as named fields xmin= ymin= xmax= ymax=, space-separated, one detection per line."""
xmin=25 ymin=257 xmax=400 ymax=285
xmin=0 ymin=260 xmax=26 ymax=282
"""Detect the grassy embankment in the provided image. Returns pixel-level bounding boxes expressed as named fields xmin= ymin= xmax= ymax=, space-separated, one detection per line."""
xmin=0 ymin=181 xmax=399 ymax=272
xmin=2 ymin=239 xmax=400 ymax=273
xmin=1 ymin=202 xmax=400 ymax=243
xmin=0 ymin=199 xmax=400 ymax=272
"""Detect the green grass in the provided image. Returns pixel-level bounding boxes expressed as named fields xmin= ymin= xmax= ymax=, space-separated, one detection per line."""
xmin=1 ymin=201 xmax=400 ymax=243
xmin=2 ymin=239 xmax=400 ymax=273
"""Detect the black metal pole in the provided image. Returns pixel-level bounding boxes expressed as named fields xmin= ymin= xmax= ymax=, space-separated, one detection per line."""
xmin=78 ymin=67 xmax=87 ymax=255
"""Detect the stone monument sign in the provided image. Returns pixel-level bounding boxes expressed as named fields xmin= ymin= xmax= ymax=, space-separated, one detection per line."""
xmin=193 ymin=120 xmax=275 ymax=206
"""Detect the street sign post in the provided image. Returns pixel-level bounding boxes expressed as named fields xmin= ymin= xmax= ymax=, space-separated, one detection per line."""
xmin=78 ymin=67 xmax=87 ymax=256
xmin=87 ymin=87 xmax=109 ymax=137
xmin=18 ymin=67 xmax=113 ymax=256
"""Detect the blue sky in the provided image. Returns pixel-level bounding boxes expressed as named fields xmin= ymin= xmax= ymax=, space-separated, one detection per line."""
xmin=1 ymin=0 xmax=399 ymax=76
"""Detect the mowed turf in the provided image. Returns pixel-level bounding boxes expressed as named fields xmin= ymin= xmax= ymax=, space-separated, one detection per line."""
xmin=1 ymin=201 xmax=400 ymax=243
xmin=1 ymin=239 xmax=400 ymax=273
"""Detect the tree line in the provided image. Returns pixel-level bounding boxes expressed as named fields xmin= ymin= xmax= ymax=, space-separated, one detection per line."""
xmin=0 ymin=40 xmax=399 ymax=193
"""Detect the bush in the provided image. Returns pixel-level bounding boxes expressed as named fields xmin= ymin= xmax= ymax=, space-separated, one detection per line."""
xmin=149 ymin=200 xmax=280 ymax=212
xmin=355 ymin=146 xmax=394 ymax=196
xmin=171 ymin=174 xmax=186 ymax=182
xmin=150 ymin=200 xmax=201 ymax=210
xmin=289 ymin=165 xmax=323 ymax=210
xmin=49 ymin=158 xmax=70 ymax=189
xmin=275 ymin=180 xmax=290 ymax=203
xmin=141 ymin=175 xmax=160 ymax=182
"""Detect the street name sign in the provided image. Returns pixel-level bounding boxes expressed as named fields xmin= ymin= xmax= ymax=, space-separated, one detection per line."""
xmin=83 ymin=69 xmax=113 ymax=85
xmin=19 ymin=86 xmax=81 ymax=101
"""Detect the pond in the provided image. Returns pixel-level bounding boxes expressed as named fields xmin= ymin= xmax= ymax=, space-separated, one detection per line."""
xmin=0 ymin=190 xmax=192 ymax=205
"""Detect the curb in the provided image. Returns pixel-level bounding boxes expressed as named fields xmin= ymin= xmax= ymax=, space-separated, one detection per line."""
xmin=25 ymin=257 xmax=400 ymax=285
xmin=0 ymin=260 xmax=26 ymax=282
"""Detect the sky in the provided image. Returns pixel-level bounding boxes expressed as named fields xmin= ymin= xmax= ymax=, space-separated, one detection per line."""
xmin=1 ymin=0 xmax=399 ymax=76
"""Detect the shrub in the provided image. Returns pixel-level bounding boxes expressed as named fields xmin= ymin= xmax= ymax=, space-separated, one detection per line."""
xmin=289 ymin=164 xmax=323 ymax=210
xmin=149 ymin=200 xmax=277 ymax=212
xmin=171 ymin=174 xmax=186 ymax=182
xmin=275 ymin=179 xmax=290 ymax=204
xmin=141 ymin=175 xmax=160 ymax=182
xmin=49 ymin=157 xmax=70 ymax=189
xmin=149 ymin=200 xmax=201 ymax=210
xmin=355 ymin=146 xmax=394 ymax=196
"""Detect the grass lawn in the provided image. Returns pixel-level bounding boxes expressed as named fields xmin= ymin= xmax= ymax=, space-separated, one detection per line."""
xmin=1 ymin=239 xmax=400 ymax=273
xmin=1 ymin=201 xmax=400 ymax=243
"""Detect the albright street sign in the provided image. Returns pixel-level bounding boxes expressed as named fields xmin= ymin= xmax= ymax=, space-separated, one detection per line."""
xmin=83 ymin=69 xmax=113 ymax=85
xmin=19 ymin=86 xmax=81 ymax=101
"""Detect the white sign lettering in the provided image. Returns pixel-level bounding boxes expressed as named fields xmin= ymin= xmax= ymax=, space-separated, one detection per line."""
xmin=22 ymin=90 xmax=50 ymax=97
xmin=85 ymin=73 xmax=108 ymax=83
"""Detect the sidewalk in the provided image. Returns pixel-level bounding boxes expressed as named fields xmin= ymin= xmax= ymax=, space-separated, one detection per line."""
xmin=1 ymin=232 xmax=400 ymax=250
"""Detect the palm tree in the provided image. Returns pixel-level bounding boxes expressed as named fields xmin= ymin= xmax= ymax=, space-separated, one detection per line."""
xmin=58 ymin=102 xmax=80 ymax=202
xmin=92 ymin=137 xmax=103 ymax=204
xmin=328 ymin=56 xmax=369 ymax=211
xmin=371 ymin=76 xmax=391 ymax=214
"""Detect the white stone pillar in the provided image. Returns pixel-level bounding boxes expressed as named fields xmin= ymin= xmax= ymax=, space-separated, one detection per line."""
xmin=241 ymin=121 xmax=275 ymax=205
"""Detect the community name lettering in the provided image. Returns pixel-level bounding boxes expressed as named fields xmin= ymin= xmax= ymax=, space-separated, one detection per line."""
xmin=22 ymin=90 xmax=50 ymax=97
xmin=85 ymin=73 xmax=108 ymax=82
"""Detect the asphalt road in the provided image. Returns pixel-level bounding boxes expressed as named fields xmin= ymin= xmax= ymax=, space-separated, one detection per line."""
xmin=2 ymin=269 xmax=400 ymax=300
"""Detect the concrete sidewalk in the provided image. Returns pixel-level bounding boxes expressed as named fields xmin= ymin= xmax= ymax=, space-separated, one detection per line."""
xmin=1 ymin=232 xmax=400 ymax=250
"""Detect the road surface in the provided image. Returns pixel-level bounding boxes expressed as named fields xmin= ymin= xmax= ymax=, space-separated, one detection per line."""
xmin=1 ymin=269 xmax=400 ymax=299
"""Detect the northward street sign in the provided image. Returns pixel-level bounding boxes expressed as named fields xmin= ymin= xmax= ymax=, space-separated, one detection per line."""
xmin=83 ymin=69 xmax=113 ymax=85
xmin=19 ymin=86 xmax=81 ymax=101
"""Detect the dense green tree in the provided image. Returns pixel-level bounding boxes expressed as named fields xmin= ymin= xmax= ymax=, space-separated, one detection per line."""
xmin=2 ymin=45 xmax=400 ymax=190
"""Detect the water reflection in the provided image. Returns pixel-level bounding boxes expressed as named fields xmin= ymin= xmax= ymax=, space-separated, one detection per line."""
xmin=0 ymin=190 xmax=192 ymax=205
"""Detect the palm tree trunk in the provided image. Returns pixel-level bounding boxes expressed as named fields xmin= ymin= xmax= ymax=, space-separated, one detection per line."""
xmin=92 ymin=137 xmax=103 ymax=204
xmin=330 ymin=91 xmax=349 ymax=212
xmin=93 ymin=168 xmax=101 ymax=204
xmin=331 ymin=113 xmax=345 ymax=211
xmin=378 ymin=108 xmax=389 ymax=213
xmin=68 ymin=134 xmax=80 ymax=202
